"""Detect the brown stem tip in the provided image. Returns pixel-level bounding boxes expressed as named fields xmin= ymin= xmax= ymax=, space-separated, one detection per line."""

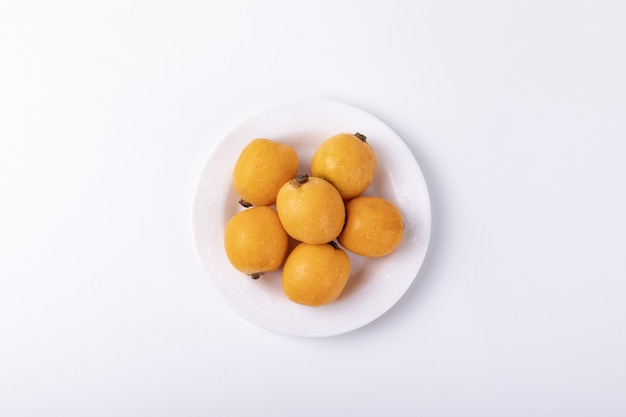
xmin=354 ymin=132 xmax=367 ymax=142
xmin=238 ymin=199 xmax=253 ymax=208
xmin=250 ymin=272 xmax=262 ymax=280
xmin=290 ymin=174 xmax=309 ymax=187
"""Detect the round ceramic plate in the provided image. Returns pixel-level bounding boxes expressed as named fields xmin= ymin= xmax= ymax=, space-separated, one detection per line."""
xmin=192 ymin=99 xmax=431 ymax=337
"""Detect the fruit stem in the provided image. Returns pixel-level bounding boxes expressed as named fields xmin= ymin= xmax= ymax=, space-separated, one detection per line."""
xmin=290 ymin=174 xmax=309 ymax=188
xmin=250 ymin=272 xmax=262 ymax=280
xmin=354 ymin=132 xmax=367 ymax=142
xmin=238 ymin=199 xmax=253 ymax=208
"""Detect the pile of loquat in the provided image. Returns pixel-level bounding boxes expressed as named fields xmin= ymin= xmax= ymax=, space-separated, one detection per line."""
xmin=223 ymin=133 xmax=404 ymax=307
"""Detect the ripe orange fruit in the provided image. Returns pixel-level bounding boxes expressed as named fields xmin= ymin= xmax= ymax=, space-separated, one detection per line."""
xmin=282 ymin=242 xmax=350 ymax=306
xmin=276 ymin=175 xmax=346 ymax=244
xmin=310 ymin=132 xmax=376 ymax=200
xmin=232 ymin=138 xmax=299 ymax=206
xmin=224 ymin=206 xmax=289 ymax=279
xmin=338 ymin=196 xmax=404 ymax=257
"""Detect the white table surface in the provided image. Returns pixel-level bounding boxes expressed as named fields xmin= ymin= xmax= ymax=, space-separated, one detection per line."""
xmin=2 ymin=1 xmax=625 ymax=416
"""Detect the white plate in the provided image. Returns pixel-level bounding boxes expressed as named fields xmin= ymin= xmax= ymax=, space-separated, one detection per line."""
xmin=192 ymin=99 xmax=431 ymax=337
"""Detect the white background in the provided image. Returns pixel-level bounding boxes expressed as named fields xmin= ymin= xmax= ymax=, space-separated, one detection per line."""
xmin=1 ymin=1 xmax=625 ymax=416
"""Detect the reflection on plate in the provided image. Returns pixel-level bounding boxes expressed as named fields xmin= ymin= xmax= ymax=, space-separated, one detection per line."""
xmin=192 ymin=99 xmax=431 ymax=337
